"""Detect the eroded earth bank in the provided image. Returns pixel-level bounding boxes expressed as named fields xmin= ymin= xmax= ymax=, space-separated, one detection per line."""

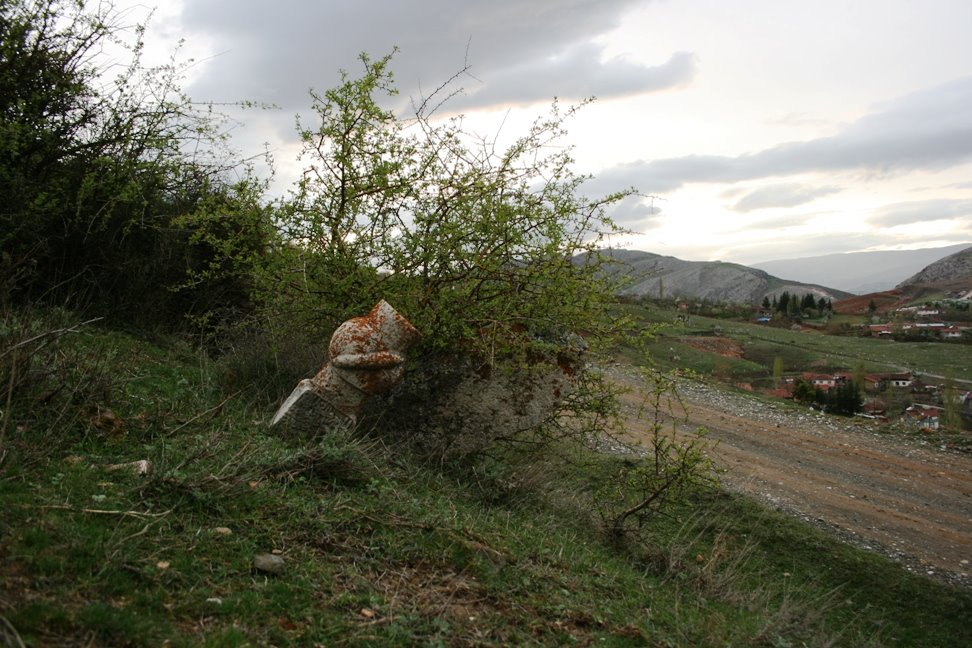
xmin=610 ymin=365 xmax=972 ymax=588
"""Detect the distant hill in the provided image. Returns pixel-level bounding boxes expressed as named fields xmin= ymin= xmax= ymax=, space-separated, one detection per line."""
xmin=897 ymin=245 xmax=972 ymax=287
xmin=833 ymin=246 xmax=972 ymax=314
xmin=751 ymin=243 xmax=972 ymax=294
xmin=595 ymin=249 xmax=849 ymax=305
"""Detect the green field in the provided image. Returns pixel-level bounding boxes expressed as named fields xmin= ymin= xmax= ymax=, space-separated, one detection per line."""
xmin=620 ymin=303 xmax=972 ymax=383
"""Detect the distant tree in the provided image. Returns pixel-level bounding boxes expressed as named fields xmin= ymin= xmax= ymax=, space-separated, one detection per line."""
xmin=762 ymin=296 xmax=771 ymax=310
xmin=801 ymin=293 xmax=816 ymax=311
xmin=942 ymin=372 xmax=962 ymax=431
xmin=868 ymin=299 xmax=877 ymax=315
xmin=792 ymin=379 xmax=816 ymax=404
xmin=852 ymin=360 xmax=867 ymax=392
xmin=827 ymin=381 xmax=863 ymax=416
xmin=817 ymin=296 xmax=830 ymax=317
xmin=777 ymin=291 xmax=790 ymax=313
xmin=771 ymin=295 xmax=778 ymax=310
xmin=772 ymin=355 xmax=783 ymax=387
xmin=788 ymin=296 xmax=801 ymax=319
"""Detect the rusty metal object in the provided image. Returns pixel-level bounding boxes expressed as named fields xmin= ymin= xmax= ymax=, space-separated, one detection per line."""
xmin=270 ymin=301 xmax=420 ymax=436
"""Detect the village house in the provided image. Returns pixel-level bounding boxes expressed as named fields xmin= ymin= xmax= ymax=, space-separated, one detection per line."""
xmin=902 ymin=404 xmax=942 ymax=431
xmin=803 ymin=372 xmax=851 ymax=392
xmin=942 ymin=325 xmax=964 ymax=339
xmin=864 ymin=372 xmax=914 ymax=392
xmin=867 ymin=324 xmax=894 ymax=337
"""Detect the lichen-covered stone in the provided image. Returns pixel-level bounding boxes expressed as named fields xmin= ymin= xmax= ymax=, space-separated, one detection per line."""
xmin=270 ymin=301 xmax=419 ymax=438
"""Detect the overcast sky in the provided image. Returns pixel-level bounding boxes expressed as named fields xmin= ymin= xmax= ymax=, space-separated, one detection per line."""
xmin=133 ymin=0 xmax=972 ymax=265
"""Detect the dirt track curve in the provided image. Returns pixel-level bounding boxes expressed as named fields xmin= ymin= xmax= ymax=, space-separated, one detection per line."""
xmin=610 ymin=366 xmax=972 ymax=588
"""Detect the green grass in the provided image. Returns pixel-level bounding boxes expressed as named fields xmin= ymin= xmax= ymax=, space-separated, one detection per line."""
xmin=628 ymin=337 xmax=768 ymax=382
xmin=620 ymin=303 xmax=972 ymax=382
xmin=2 ymin=309 xmax=971 ymax=646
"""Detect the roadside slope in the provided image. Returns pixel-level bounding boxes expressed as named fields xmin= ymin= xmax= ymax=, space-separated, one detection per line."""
xmin=612 ymin=367 xmax=972 ymax=587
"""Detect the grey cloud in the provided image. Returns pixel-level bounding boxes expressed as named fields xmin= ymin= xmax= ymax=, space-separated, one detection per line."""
xmin=177 ymin=0 xmax=681 ymax=114
xmin=870 ymin=198 xmax=972 ymax=227
xmin=590 ymin=156 xmax=728 ymax=194
xmin=607 ymin=197 xmax=664 ymax=231
xmin=731 ymin=183 xmax=841 ymax=212
xmin=600 ymin=76 xmax=972 ymax=194
xmin=449 ymin=49 xmax=695 ymax=110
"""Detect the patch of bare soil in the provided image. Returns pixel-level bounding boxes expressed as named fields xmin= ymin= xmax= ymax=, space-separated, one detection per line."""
xmin=679 ymin=336 xmax=744 ymax=359
xmin=609 ymin=365 xmax=972 ymax=588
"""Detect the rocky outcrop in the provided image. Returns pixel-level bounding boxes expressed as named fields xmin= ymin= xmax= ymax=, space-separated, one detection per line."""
xmin=592 ymin=249 xmax=848 ymax=304
xmin=371 ymin=338 xmax=586 ymax=459
xmin=753 ymin=244 xmax=972 ymax=294
xmin=897 ymin=246 xmax=972 ymax=287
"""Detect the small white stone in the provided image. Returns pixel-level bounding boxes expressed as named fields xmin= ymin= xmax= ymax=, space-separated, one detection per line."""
xmin=254 ymin=553 xmax=286 ymax=575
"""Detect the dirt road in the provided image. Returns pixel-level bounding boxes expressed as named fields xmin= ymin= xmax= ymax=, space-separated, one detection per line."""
xmin=611 ymin=367 xmax=972 ymax=587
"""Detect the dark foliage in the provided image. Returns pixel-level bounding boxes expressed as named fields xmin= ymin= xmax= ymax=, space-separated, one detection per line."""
xmin=0 ymin=0 xmax=264 ymax=330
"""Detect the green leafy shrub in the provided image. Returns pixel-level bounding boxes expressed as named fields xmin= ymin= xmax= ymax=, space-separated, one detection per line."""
xmin=256 ymin=52 xmax=630 ymax=356
xmin=0 ymin=0 xmax=266 ymax=330
xmin=237 ymin=52 xmax=641 ymax=461
xmin=593 ymin=369 xmax=718 ymax=540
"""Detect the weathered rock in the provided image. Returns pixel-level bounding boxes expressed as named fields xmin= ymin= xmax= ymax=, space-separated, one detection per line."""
xmin=372 ymin=338 xmax=586 ymax=458
xmin=104 ymin=459 xmax=152 ymax=476
xmin=270 ymin=300 xmax=420 ymax=438
xmin=254 ymin=553 xmax=286 ymax=575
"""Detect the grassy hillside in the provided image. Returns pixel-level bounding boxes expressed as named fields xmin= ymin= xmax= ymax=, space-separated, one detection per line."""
xmin=620 ymin=303 xmax=972 ymax=383
xmin=2 ymin=310 xmax=971 ymax=646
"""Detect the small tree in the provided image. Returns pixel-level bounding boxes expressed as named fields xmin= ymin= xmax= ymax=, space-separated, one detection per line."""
xmin=802 ymin=293 xmax=816 ymax=312
xmin=597 ymin=369 xmax=716 ymax=540
xmin=942 ymin=372 xmax=963 ymax=431
xmin=792 ymin=379 xmax=816 ymax=404
xmin=852 ymin=360 xmax=867 ymax=393
xmin=827 ymin=381 xmax=862 ymax=416
xmin=772 ymin=355 xmax=784 ymax=387
xmin=254 ymin=53 xmax=635 ymax=453
xmin=262 ymin=53 xmax=630 ymax=352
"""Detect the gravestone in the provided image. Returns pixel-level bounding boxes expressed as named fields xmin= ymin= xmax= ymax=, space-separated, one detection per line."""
xmin=270 ymin=300 xmax=420 ymax=438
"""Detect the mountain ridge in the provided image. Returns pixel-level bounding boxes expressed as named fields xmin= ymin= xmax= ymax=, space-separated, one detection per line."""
xmin=897 ymin=245 xmax=972 ymax=287
xmin=596 ymin=249 xmax=850 ymax=305
xmin=750 ymin=243 xmax=972 ymax=294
